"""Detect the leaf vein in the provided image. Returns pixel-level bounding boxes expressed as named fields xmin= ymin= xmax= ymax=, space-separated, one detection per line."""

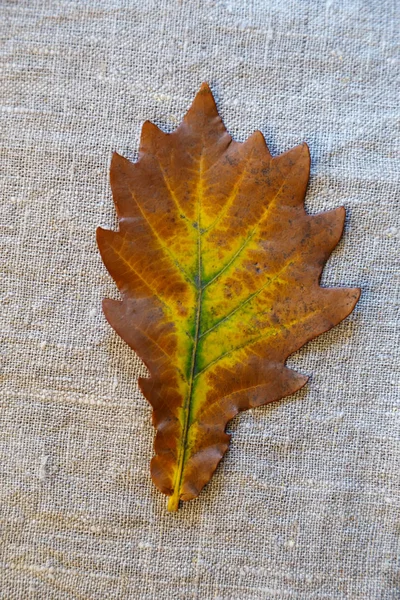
xmin=155 ymin=156 xmax=192 ymax=223
xmin=201 ymin=147 xmax=255 ymax=236
xmin=200 ymin=262 xmax=292 ymax=339
xmin=195 ymin=310 xmax=321 ymax=380
xmin=203 ymin=159 xmax=299 ymax=290
xmin=134 ymin=325 xmax=188 ymax=383
xmin=129 ymin=190 xmax=195 ymax=287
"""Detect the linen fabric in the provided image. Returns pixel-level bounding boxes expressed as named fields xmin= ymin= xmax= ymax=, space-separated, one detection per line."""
xmin=1 ymin=1 xmax=399 ymax=598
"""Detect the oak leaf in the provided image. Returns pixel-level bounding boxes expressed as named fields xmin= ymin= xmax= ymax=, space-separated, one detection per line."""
xmin=97 ymin=83 xmax=360 ymax=511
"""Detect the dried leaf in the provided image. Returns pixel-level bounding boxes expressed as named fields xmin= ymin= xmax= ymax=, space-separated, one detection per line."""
xmin=97 ymin=83 xmax=360 ymax=511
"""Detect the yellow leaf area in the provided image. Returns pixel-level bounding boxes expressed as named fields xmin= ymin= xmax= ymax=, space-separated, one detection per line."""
xmin=97 ymin=83 xmax=360 ymax=511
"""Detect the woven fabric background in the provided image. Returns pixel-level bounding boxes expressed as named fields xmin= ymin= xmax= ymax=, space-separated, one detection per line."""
xmin=1 ymin=1 xmax=399 ymax=598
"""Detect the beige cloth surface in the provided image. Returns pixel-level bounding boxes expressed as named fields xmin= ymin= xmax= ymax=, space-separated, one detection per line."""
xmin=1 ymin=1 xmax=399 ymax=598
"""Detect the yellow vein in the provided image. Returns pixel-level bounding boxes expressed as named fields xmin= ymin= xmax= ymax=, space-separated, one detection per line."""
xmin=112 ymin=246 xmax=174 ymax=310
xmin=129 ymin=189 xmax=195 ymax=287
xmin=201 ymin=147 xmax=254 ymax=236
xmin=133 ymin=324 xmax=189 ymax=384
xmin=196 ymin=380 xmax=284 ymax=422
xmin=155 ymin=156 xmax=191 ymax=223
xmin=111 ymin=246 xmax=194 ymax=343
xmin=202 ymin=160 xmax=299 ymax=291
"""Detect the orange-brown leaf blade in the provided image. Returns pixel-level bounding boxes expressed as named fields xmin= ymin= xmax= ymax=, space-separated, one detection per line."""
xmin=97 ymin=82 xmax=360 ymax=511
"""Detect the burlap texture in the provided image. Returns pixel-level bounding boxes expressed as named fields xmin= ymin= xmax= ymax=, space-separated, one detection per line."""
xmin=1 ymin=1 xmax=399 ymax=598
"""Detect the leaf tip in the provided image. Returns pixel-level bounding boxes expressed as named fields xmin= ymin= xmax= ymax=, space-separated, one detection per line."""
xmin=301 ymin=140 xmax=310 ymax=152
xmin=141 ymin=119 xmax=164 ymax=138
xmin=352 ymin=287 xmax=362 ymax=304
xmin=297 ymin=373 xmax=310 ymax=390
xmin=110 ymin=150 xmax=123 ymax=164
xmin=339 ymin=286 xmax=361 ymax=323
xmin=110 ymin=150 xmax=132 ymax=177
xmin=274 ymin=140 xmax=310 ymax=167
xmin=344 ymin=286 xmax=362 ymax=308
xmin=102 ymin=297 xmax=123 ymax=323
xmin=334 ymin=205 xmax=347 ymax=234
xmin=96 ymin=226 xmax=109 ymax=250
xmin=247 ymin=129 xmax=272 ymax=157
xmin=298 ymin=141 xmax=311 ymax=163
xmin=199 ymin=81 xmax=212 ymax=93
xmin=183 ymin=82 xmax=220 ymax=125
xmin=295 ymin=141 xmax=311 ymax=163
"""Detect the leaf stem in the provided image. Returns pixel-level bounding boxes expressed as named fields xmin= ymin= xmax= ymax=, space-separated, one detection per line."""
xmin=167 ymin=490 xmax=180 ymax=512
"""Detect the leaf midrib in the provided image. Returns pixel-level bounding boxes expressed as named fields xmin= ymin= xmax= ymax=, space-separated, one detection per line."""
xmin=168 ymin=152 xmax=204 ymax=511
